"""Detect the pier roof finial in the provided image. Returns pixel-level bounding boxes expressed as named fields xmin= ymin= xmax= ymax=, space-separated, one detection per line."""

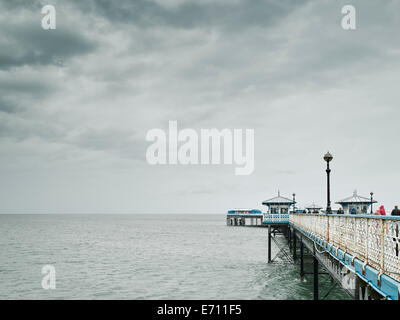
xmin=278 ymin=190 xmax=280 ymax=197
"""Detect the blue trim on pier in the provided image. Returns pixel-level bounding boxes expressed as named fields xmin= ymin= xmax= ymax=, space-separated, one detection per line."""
xmin=227 ymin=209 xmax=262 ymax=214
xmin=264 ymin=213 xmax=289 ymax=224
xmin=293 ymin=226 xmax=400 ymax=300
xmin=295 ymin=212 xmax=400 ymax=220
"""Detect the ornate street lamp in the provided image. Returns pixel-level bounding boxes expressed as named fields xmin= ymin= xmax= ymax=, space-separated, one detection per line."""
xmin=292 ymin=193 xmax=296 ymax=213
xmin=370 ymin=192 xmax=374 ymax=214
xmin=323 ymin=152 xmax=333 ymax=214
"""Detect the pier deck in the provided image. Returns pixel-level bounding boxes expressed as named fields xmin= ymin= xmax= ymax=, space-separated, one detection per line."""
xmin=290 ymin=213 xmax=400 ymax=300
xmin=227 ymin=212 xmax=400 ymax=300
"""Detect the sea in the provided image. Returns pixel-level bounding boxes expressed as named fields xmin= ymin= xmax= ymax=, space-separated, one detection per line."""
xmin=0 ymin=214 xmax=349 ymax=300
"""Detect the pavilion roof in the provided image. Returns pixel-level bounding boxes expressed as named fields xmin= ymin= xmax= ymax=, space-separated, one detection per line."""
xmin=336 ymin=190 xmax=377 ymax=204
xmin=305 ymin=203 xmax=323 ymax=210
xmin=262 ymin=191 xmax=295 ymax=205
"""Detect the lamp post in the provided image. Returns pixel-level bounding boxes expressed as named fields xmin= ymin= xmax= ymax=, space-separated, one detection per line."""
xmin=323 ymin=152 xmax=333 ymax=214
xmin=370 ymin=192 xmax=374 ymax=214
xmin=292 ymin=193 xmax=296 ymax=213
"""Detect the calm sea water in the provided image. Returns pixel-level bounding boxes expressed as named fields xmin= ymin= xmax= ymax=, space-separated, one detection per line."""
xmin=0 ymin=214 xmax=349 ymax=300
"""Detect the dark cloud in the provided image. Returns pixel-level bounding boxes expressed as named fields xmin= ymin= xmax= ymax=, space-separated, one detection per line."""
xmin=0 ymin=0 xmax=399 ymax=213
xmin=67 ymin=128 xmax=146 ymax=161
xmin=69 ymin=0 xmax=310 ymax=29
xmin=0 ymin=98 xmax=22 ymax=114
xmin=0 ymin=0 xmax=43 ymax=11
xmin=0 ymin=74 xmax=58 ymax=117
xmin=0 ymin=10 xmax=97 ymax=70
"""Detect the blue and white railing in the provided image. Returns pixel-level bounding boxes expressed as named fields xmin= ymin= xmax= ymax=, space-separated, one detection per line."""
xmin=290 ymin=213 xmax=400 ymax=300
xmin=264 ymin=213 xmax=289 ymax=224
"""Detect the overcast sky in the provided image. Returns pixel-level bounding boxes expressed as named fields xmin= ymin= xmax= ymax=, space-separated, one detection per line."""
xmin=0 ymin=0 xmax=399 ymax=214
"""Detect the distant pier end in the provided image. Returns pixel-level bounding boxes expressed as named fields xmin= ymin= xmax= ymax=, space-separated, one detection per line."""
xmin=226 ymin=191 xmax=294 ymax=227
xmin=226 ymin=209 xmax=264 ymax=226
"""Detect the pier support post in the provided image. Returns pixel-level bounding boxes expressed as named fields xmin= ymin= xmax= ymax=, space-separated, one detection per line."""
xmin=313 ymin=256 xmax=319 ymax=300
xmin=300 ymin=240 xmax=304 ymax=282
xmin=268 ymin=225 xmax=272 ymax=263
xmin=354 ymin=275 xmax=360 ymax=300
xmin=288 ymin=227 xmax=292 ymax=250
xmin=293 ymin=230 xmax=297 ymax=262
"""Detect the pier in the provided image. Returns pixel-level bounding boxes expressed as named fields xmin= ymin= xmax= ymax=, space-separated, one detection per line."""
xmin=290 ymin=213 xmax=400 ymax=300
xmin=226 ymin=152 xmax=400 ymax=300
xmin=227 ymin=211 xmax=400 ymax=300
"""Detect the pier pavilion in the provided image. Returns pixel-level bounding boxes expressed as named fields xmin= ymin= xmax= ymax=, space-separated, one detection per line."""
xmin=336 ymin=190 xmax=377 ymax=214
xmin=262 ymin=191 xmax=295 ymax=214
xmin=226 ymin=209 xmax=263 ymax=226
xmin=305 ymin=203 xmax=323 ymax=214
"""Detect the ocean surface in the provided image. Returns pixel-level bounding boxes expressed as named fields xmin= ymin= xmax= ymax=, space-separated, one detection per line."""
xmin=0 ymin=214 xmax=349 ymax=300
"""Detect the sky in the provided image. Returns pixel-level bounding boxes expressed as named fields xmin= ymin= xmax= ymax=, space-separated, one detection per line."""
xmin=0 ymin=0 xmax=400 ymax=214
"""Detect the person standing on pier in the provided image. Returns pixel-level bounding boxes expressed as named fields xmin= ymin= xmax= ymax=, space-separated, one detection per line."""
xmin=391 ymin=206 xmax=400 ymax=216
xmin=375 ymin=205 xmax=386 ymax=216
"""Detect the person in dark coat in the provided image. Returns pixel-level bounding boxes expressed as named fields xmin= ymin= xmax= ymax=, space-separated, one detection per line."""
xmin=391 ymin=206 xmax=400 ymax=216
xmin=350 ymin=207 xmax=357 ymax=215
xmin=337 ymin=208 xmax=344 ymax=214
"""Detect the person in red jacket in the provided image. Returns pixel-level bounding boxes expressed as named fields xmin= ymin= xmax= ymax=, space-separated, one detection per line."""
xmin=374 ymin=205 xmax=386 ymax=216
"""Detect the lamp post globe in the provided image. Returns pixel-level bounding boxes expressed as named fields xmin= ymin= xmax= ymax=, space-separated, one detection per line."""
xmin=323 ymin=152 xmax=333 ymax=163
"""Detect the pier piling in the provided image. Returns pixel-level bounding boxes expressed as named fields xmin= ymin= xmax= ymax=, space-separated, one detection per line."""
xmin=313 ymin=256 xmax=319 ymax=300
xmin=300 ymin=240 xmax=304 ymax=282
xmin=293 ymin=231 xmax=297 ymax=262
xmin=268 ymin=225 xmax=272 ymax=263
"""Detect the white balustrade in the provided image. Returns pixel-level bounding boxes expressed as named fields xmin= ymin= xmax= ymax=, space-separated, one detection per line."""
xmin=290 ymin=214 xmax=400 ymax=282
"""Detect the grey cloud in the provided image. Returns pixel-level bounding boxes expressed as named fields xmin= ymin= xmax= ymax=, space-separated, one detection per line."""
xmin=0 ymin=98 xmax=22 ymax=114
xmin=0 ymin=77 xmax=55 ymax=96
xmin=0 ymin=0 xmax=399 ymax=213
xmin=71 ymin=0 xmax=310 ymax=29
xmin=0 ymin=73 xmax=58 ymax=116
xmin=0 ymin=0 xmax=43 ymax=11
xmin=66 ymin=128 xmax=147 ymax=161
xmin=0 ymin=114 xmax=64 ymax=142
xmin=0 ymin=19 xmax=97 ymax=70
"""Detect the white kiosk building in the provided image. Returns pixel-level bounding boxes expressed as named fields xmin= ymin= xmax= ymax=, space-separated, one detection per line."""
xmin=305 ymin=203 xmax=323 ymax=214
xmin=262 ymin=191 xmax=295 ymax=214
xmin=336 ymin=190 xmax=377 ymax=214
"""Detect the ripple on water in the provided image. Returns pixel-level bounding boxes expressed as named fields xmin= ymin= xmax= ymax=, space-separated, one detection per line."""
xmin=0 ymin=214 xmax=350 ymax=300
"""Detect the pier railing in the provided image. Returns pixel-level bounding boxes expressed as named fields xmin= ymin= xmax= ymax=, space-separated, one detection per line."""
xmin=264 ymin=213 xmax=289 ymax=224
xmin=290 ymin=213 xmax=400 ymax=283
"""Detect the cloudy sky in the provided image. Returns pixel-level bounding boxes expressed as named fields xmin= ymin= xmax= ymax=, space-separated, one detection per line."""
xmin=0 ymin=0 xmax=399 ymax=214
